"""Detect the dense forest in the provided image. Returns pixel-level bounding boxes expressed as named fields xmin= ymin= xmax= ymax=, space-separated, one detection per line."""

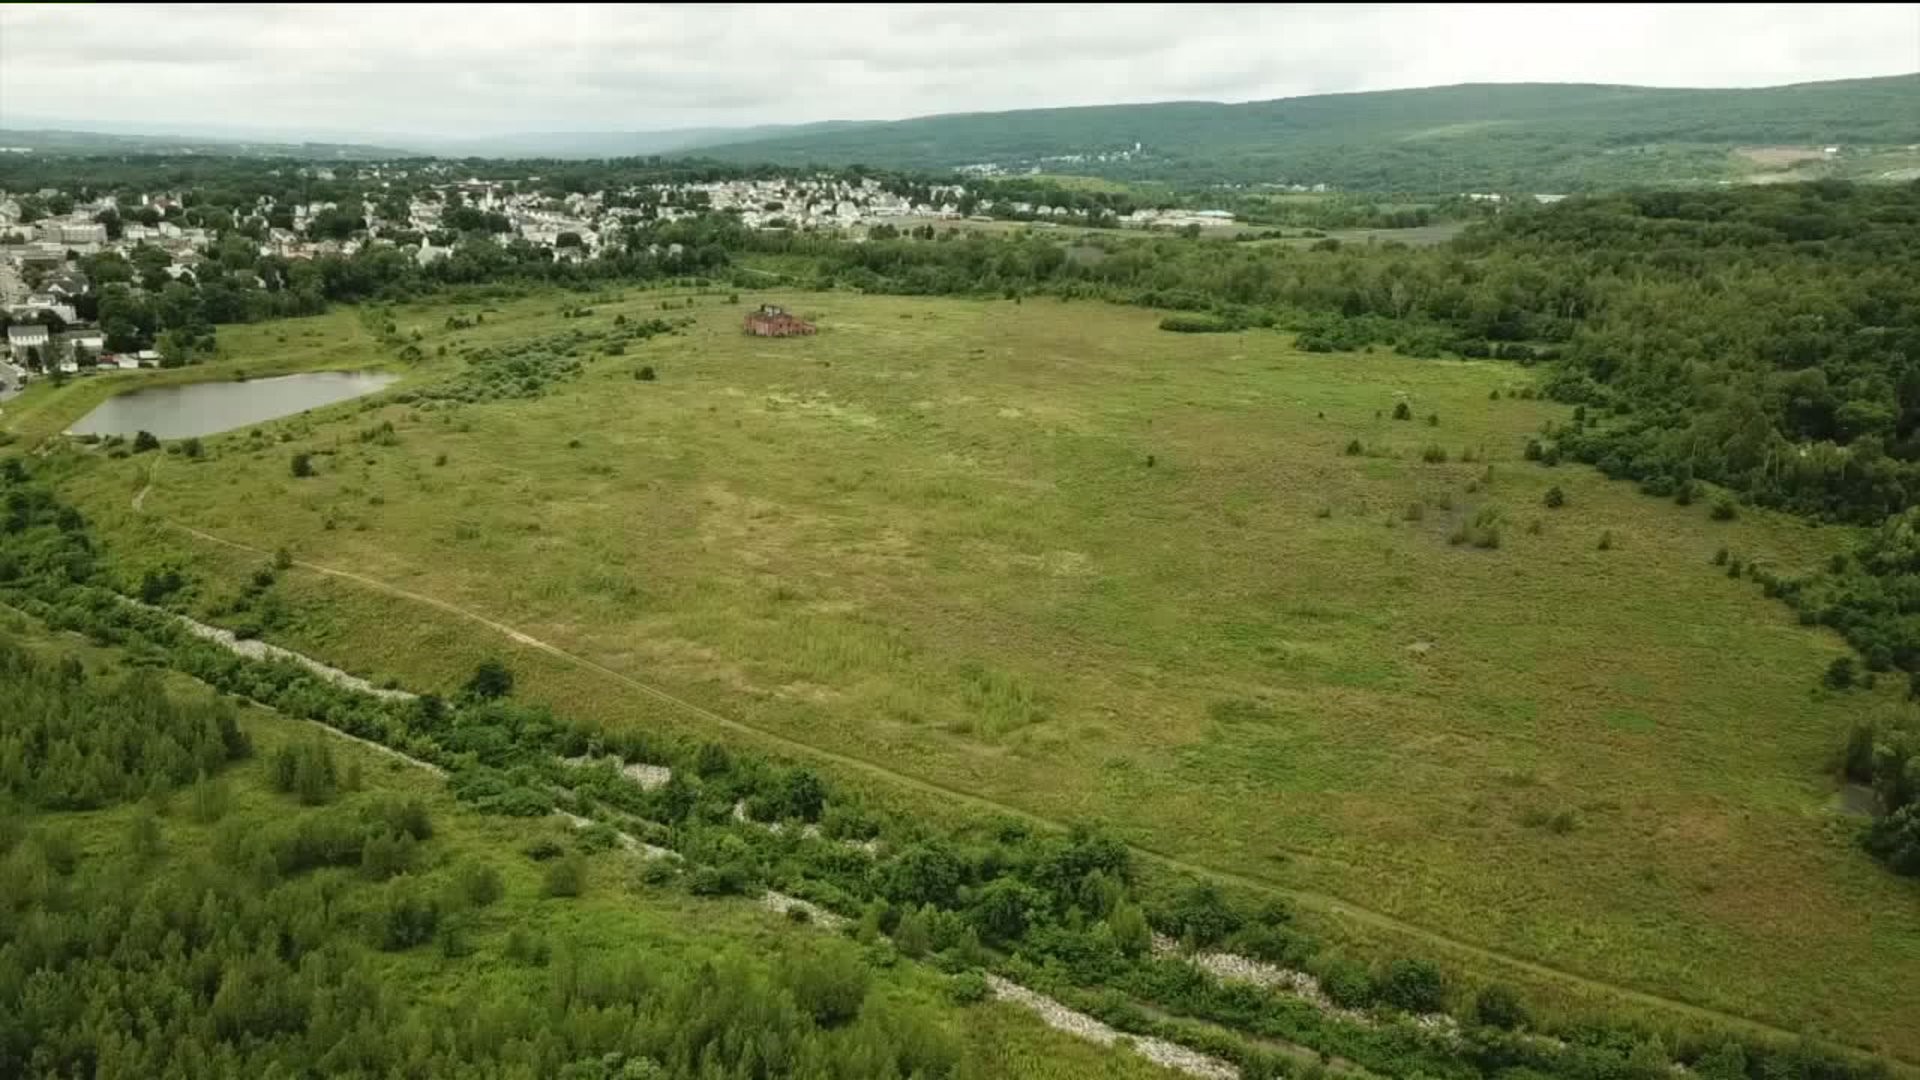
xmin=693 ymin=76 xmax=1920 ymax=189
xmin=0 ymin=449 xmax=1897 ymax=1079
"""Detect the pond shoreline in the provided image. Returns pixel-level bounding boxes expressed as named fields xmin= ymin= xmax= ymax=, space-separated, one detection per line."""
xmin=66 ymin=370 xmax=398 ymax=440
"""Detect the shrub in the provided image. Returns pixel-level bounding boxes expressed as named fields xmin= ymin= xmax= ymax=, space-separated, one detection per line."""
xmin=1597 ymin=530 xmax=1614 ymax=551
xmin=1712 ymin=547 xmax=1728 ymax=566
xmin=1420 ymin=444 xmax=1446 ymax=464
xmin=1523 ymin=438 xmax=1544 ymax=461
xmin=1392 ymin=402 xmax=1412 ymax=421
xmin=1710 ymin=497 xmax=1738 ymax=521
xmin=1864 ymin=805 xmax=1920 ymax=876
xmin=542 ymin=853 xmax=587 ymax=897
xmin=290 ymin=453 xmax=314 ymax=478
xmin=377 ymin=883 xmax=440 ymax=950
xmin=182 ymin=437 xmax=204 ymax=459
xmin=1823 ymin=657 xmax=1856 ymax=691
xmin=947 ymin=971 xmax=988 ymax=1005
xmin=1543 ymin=486 xmax=1566 ymax=509
xmin=465 ymin=659 xmax=514 ymax=700
xmin=1474 ymin=984 xmax=1529 ymax=1030
xmin=1425 ymin=413 xmax=1439 ymax=427
xmin=1379 ymin=957 xmax=1446 ymax=1013
xmin=1159 ymin=314 xmax=1239 ymax=333
xmin=780 ymin=940 xmax=871 ymax=1027
xmin=1344 ymin=439 xmax=1363 ymax=456
xmin=133 ymin=430 xmax=160 ymax=453
xmin=636 ymin=365 xmax=656 ymax=381
xmin=1317 ymin=959 xmax=1375 ymax=1008
xmin=456 ymin=860 xmax=505 ymax=907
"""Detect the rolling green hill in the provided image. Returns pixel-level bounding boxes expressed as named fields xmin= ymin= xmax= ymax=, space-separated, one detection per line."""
xmin=696 ymin=75 xmax=1920 ymax=190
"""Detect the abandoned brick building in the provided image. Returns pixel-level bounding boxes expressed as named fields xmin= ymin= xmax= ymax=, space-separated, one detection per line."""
xmin=742 ymin=304 xmax=817 ymax=337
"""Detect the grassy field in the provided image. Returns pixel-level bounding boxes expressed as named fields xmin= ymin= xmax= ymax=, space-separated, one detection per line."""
xmin=44 ymin=288 xmax=1920 ymax=1057
xmin=0 ymin=605 xmax=1180 ymax=1080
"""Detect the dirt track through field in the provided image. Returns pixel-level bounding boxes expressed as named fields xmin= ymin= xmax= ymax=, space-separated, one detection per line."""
xmin=129 ymin=479 xmax=1909 ymax=1067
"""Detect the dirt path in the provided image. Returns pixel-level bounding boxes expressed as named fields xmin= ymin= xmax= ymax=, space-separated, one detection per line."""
xmin=131 ymin=493 xmax=1906 ymax=1065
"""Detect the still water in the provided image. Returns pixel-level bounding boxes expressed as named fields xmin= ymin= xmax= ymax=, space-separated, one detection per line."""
xmin=67 ymin=371 xmax=397 ymax=439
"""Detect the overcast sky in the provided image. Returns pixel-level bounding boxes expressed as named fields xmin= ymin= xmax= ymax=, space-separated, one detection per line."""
xmin=2 ymin=3 xmax=1916 ymax=139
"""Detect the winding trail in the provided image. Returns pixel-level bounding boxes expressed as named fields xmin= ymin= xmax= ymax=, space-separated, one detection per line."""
xmin=128 ymin=480 xmax=1907 ymax=1066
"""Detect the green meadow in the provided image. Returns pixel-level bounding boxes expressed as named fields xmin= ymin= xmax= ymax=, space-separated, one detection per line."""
xmin=39 ymin=288 xmax=1920 ymax=1057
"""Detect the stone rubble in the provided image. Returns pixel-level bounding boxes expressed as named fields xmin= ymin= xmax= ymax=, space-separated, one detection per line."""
xmin=985 ymin=974 xmax=1240 ymax=1080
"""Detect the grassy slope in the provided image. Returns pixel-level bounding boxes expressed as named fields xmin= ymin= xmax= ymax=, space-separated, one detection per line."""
xmin=0 ymin=605 xmax=1178 ymax=1080
xmin=51 ymin=289 xmax=1920 ymax=1057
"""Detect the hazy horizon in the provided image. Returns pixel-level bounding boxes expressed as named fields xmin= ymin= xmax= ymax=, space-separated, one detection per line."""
xmin=2 ymin=3 xmax=1916 ymax=143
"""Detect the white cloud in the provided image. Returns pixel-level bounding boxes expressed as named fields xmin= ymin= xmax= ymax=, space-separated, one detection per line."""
xmin=1 ymin=3 xmax=1914 ymax=139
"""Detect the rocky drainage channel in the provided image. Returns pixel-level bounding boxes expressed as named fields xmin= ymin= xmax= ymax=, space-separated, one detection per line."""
xmin=1152 ymin=934 xmax=1461 ymax=1041
xmin=129 ymin=598 xmax=416 ymax=703
xmin=128 ymin=599 xmax=1340 ymax=1080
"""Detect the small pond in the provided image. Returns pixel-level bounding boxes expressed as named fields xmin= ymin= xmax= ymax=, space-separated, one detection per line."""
xmin=67 ymin=371 xmax=397 ymax=439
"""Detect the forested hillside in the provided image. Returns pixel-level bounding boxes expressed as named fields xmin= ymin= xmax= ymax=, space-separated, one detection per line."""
xmin=696 ymin=75 xmax=1920 ymax=189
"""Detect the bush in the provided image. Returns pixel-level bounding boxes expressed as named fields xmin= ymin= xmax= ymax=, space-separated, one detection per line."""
xmin=1823 ymin=657 xmax=1856 ymax=690
xmin=1159 ymin=314 xmax=1239 ymax=333
xmin=1864 ymin=805 xmax=1920 ymax=876
xmin=133 ymin=430 xmax=160 ymax=453
xmin=1712 ymin=546 xmax=1729 ymax=566
xmin=1543 ymin=486 xmax=1566 ymax=509
xmin=1425 ymin=413 xmax=1439 ymax=427
xmin=181 ymin=437 xmax=204 ymax=459
xmin=290 ymin=453 xmax=314 ymax=478
xmin=1710 ymin=497 xmax=1738 ymax=521
xmin=780 ymin=940 xmax=871 ymax=1027
xmin=1379 ymin=957 xmax=1446 ymax=1013
xmin=1392 ymin=402 xmax=1412 ymax=421
xmin=1421 ymin=444 xmax=1447 ymax=464
xmin=542 ymin=853 xmax=587 ymax=897
xmin=457 ymin=860 xmax=505 ymax=907
xmin=1523 ymin=438 xmax=1544 ymax=461
xmin=465 ymin=659 xmax=514 ymax=700
xmin=1598 ymin=530 xmax=1614 ymax=551
xmin=947 ymin=971 xmax=988 ymax=1005
xmin=636 ymin=365 xmax=656 ymax=381
xmin=1474 ymin=983 xmax=1529 ymax=1030
xmin=377 ymin=883 xmax=440 ymax=950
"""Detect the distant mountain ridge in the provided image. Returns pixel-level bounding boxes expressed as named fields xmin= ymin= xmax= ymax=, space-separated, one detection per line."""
xmin=4 ymin=74 xmax=1915 ymax=190
xmin=688 ymin=74 xmax=1920 ymax=190
xmin=0 ymin=127 xmax=412 ymax=159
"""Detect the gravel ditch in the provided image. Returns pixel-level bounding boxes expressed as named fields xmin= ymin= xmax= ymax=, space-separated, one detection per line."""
xmin=1151 ymin=935 xmax=1460 ymax=1041
xmin=986 ymin=975 xmax=1240 ymax=1080
xmin=556 ymin=810 xmax=675 ymax=859
xmin=560 ymin=754 xmax=673 ymax=790
xmin=130 ymin=598 xmax=415 ymax=702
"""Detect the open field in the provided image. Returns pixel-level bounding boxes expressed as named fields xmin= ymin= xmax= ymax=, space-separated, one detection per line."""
xmin=45 ymin=289 xmax=1920 ymax=1058
xmin=0 ymin=605 xmax=1183 ymax=1080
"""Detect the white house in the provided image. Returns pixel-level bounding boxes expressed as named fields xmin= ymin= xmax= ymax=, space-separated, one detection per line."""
xmin=7 ymin=323 xmax=49 ymax=357
xmin=115 ymin=355 xmax=141 ymax=371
